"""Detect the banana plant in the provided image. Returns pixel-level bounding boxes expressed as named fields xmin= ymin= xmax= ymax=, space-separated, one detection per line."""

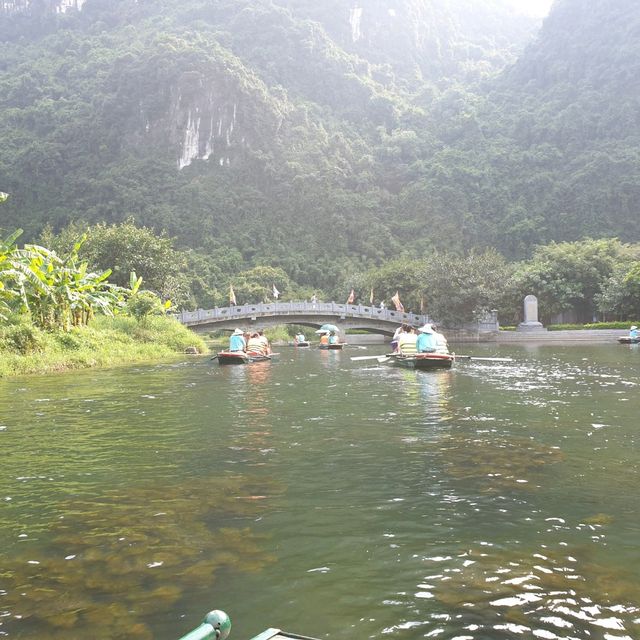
xmin=1 ymin=225 xmax=140 ymax=330
xmin=0 ymin=229 xmax=26 ymax=320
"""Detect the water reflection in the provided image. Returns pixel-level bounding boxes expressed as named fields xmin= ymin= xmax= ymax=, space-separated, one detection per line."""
xmin=417 ymin=370 xmax=454 ymax=423
xmin=318 ymin=347 xmax=343 ymax=371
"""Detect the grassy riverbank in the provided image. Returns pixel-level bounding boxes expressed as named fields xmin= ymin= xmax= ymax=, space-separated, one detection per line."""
xmin=0 ymin=315 xmax=206 ymax=377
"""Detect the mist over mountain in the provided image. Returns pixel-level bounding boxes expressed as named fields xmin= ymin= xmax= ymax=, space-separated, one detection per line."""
xmin=0 ymin=0 xmax=638 ymax=291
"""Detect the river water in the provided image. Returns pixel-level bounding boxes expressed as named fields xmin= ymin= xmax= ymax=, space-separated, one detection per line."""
xmin=1 ymin=344 xmax=639 ymax=640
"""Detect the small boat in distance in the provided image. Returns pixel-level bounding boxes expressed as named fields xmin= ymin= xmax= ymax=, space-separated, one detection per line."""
xmin=293 ymin=340 xmax=311 ymax=347
xmin=618 ymin=336 xmax=640 ymax=344
xmin=391 ymin=352 xmax=454 ymax=369
xmin=216 ymin=351 xmax=273 ymax=364
xmin=319 ymin=342 xmax=346 ymax=350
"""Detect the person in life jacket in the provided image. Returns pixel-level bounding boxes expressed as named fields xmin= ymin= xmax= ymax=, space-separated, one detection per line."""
xmin=398 ymin=325 xmax=418 ymax=355
xmin=257 ymin=330 xmax=271 ymax=354
xmin=247 ymin=332 xmax=266 ymax=355
xmin=329 ymin=331 xmax=340 ymax=345
xmin=319 ymin=332 xmax=330 ymax=346
xmin=229 ymin=328 xmax=246 ymax=352
xmin=416 ymin=324 xmax=437 ymax=353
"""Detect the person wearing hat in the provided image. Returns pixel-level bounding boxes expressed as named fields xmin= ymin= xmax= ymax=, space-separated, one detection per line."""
xmin=629 ymin=325 xmax=639 ymax=340
xmin=416 ymin=324 xmax=437 ymax=353
xmin=229 ymin=328 xmax=247 ymax=352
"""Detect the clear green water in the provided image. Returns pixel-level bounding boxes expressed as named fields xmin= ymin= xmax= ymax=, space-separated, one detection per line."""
xmin=1 ymin=344 xmax=639 ymax=640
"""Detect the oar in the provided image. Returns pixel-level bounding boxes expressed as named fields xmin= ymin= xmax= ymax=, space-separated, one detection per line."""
xmin=454 ymin=355 xmax=513 ymax=362
xmin=351 ymin=354 xmax=394 ymax=362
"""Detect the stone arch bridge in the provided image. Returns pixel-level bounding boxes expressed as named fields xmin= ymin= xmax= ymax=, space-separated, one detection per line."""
xmin=174 ymin=301 xmax=431 ymax=337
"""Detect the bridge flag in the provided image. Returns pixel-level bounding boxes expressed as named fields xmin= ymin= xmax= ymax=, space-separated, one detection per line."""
xmin=272 ymin=284 xmax=280 ymax=299
xmin=391 ymin=291 xmax=404 ymax=312
xmin=347 ymin=289 xmax=355 ymax=304
xmin=229 ymin=284 xmax=237 ymax=306
xmin=369 ymin=287 xmax=374 ymax=304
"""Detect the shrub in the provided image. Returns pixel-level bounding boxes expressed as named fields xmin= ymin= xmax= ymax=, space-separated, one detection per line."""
xmin=547 ymin=321 xmax=639 ymax=330
xmin=55 ymin=331 xmax=83 ymax=350
xmin=125 ymin=291 xmax=167 ymax=321
xmin=1 ymin=324 xmax=44 ymax=354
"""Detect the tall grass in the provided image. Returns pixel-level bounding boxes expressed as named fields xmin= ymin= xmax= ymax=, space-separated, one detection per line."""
xmin=0 ymin=315 xmax=207 ymax=377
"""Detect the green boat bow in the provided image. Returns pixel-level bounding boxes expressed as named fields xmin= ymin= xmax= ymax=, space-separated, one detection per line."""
xmin=178 ymin=611 xmax=319 ymax=640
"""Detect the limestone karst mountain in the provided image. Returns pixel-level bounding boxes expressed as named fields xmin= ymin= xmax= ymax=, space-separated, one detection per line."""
xmin=1 ymin=0 xmax=639 ymax=286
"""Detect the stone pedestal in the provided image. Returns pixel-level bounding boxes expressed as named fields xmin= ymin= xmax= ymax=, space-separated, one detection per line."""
xmin=517 ymin=294 xmax=546 ymax=332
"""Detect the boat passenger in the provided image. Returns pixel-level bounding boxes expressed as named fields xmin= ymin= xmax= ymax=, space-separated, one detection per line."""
xmin=295 ymin=333 xmax=306 ymax=343
xmin=258 ymin=330 xmax=271 ymax=354
xmin=391 ymin=324 xmax=405 ymax=352
xmin=329 ymin=331 xmax=340 ymax=345
xmin=247 ymin=332 xmax=266 ymax=355
xmin=319 ymin=332 xmax=330 ymax=346
xmin=432 ymin=324 xmax=449 ymax=354
xmin=397 ymin=326 xmax=418 ymax=355
xmin=229 ymin=328 xmax=246 ymax=352
xmin=416 ymin=324 xmax=437 ymax=353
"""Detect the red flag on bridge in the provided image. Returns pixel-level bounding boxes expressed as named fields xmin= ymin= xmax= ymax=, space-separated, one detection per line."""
xmin=391 ymin=291 xmax=404 ymax=312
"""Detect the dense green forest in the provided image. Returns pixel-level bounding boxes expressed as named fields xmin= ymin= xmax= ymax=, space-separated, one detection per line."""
xmin=1 ymin=0 xmax=639 ymax=319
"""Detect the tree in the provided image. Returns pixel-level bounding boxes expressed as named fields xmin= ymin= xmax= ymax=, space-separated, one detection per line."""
xmin=40 ymin=219 xmax=190 ymax=307
xmin=596 ymin=261 xmax=640 ymax=320
xmin=420 ymin=250 xmax=513 ymax=326
xmin=231 ymin=265 xmax=291 ymax=304
xmin=0 ymin=228 xmax=23 ymax=320
xmin=1 ymin=231 xmax=129 ymax=331
xmin=509 ymin=239 xmax=632 ymax=323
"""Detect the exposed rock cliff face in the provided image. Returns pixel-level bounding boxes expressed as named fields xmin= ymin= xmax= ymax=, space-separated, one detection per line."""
xmin=104 ymin=44 xmax=290 ymax=172
xmin=277 ymin=0 xmax=539 ymax=83
xmin=172 ymin=72 xmax=241 ymax=170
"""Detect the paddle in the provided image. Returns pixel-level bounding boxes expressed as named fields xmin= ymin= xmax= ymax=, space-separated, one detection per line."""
xmin=351 ymin=353 xmax=514 ymax=364
xmin=453 ymin=355 xmax=513 ymax=362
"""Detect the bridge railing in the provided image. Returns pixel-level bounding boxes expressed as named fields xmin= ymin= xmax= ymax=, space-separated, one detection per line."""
xmin=175 ymin=301 xmax=429 ymax=327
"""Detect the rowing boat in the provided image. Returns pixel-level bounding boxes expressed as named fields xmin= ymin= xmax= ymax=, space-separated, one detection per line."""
xmin=319 ymin=343 xmax=346 ymax=350
xmin=618 ymin=336 xmax=640 ymax=344
xmin=216 ymin=351 xmax=273 ymax=364
xmin=177 ymin=609 xmax=318 ymax=640
xmin=391 ymin=352 xmax=454 ymax=369
xmin=293 ymin=341 xmax=311 ymax=347
xmin=249 ymin=630 xmax=319 ymax=640
xmin=352 ymin=352 xmax=512 ymax=365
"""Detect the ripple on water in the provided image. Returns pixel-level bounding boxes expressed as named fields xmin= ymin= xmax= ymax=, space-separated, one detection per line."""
xmin=411 ymin=540 xmax=640 ymax=639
